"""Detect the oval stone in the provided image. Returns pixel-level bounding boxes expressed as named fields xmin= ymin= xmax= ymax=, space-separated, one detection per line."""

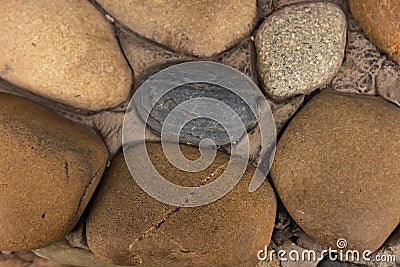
xmin=146 ymin=82 xmax=258 ymax=146
xmin=86 ymin=143 xmax=277 ymax=266
xmin=349 ymin=0 xmax=400 ymax=64
xmin=271 ymin=89 xmax=400 ymax=252
xmin=255 ymin=2 xmax=347 ymax=99
xmin=0 ymin=93 xmax=108 ymax=250
xmin=0 ymin=0 xmax=132 ymax=111
xmin=95 ymin=0 xmax=257 ymax=57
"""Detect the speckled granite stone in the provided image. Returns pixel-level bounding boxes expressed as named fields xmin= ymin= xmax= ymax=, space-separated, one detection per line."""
xmin=256 ymin=2 xmax=347 ymax=99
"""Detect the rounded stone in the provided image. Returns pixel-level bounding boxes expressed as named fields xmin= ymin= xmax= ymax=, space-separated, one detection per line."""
xmin=0 ymin=0 xmax=133 ymax=111
xmin=95 ymin=0 xmax=257 ymax=57
xmin=0 ymin=92 xmax=108 ymax=250
xmin=349 ymin=0 xmax=400 ymax=64
xmin=86 ymin=143 xmax=277 ymax=266
xmin=133 ymin=62 xmax=263 ymax=147
xmin=271 ymin=89 xmax=400 ymax=252
xmin=146 ymin=82 xmax=257 ymax=146
xmin=255 ymin=2 xmax=347 ymax=99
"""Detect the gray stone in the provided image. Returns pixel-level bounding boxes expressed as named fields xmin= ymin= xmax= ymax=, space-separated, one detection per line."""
xmin=146 ymin=82 xmax=257 ymax=146
xmin=133 ymin=62 xmax=263 ymax=146
xmin=255 ymin=2 xmax=347 ymax=99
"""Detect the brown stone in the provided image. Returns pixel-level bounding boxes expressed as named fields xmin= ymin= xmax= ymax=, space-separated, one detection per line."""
xmin=349 ymin=0 xmax=400 ymax=64
xmin=96 ymin=0 xmax=257 ymax=57
xmin=86 ymin=143 xmax=276 ymax=266
xmin=271 ymin=89 xmax=400 ymax=252
xmin=0 ymin=93 xmax=108 ymax=250
xmin=0 ymin=0 xmax=133 ymax=111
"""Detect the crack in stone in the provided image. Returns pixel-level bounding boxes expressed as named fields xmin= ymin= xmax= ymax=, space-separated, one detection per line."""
xmin=129 ymin=161 xmax=229 ymax=258
xmin=200 ymin=161 xmax=229 ymax=186
xmin=64 ymin=161 xmax=69 ymax=180
xmin=130 ymin=205 xmax=181 ymax=249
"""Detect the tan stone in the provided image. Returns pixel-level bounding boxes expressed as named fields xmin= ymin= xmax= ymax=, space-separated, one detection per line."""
xmin=271 ymin=89 xmax=400 ymax=252
xmin=0 ymin=93 xmax=108 ymax=250
xmin=0 ymin=251 xmax=71 ymax=267
xmin=349 ymin=0 xmax=400 ymax=64
xmin=86 ymin=143 xmax=277 ymax=266
xmin=34 ymin=240 xmax=126 ymax=267
xmin=0 ymin=0 xmax=133 ymax=111
xmin=96 ymin=0 xmax=257 ymax=57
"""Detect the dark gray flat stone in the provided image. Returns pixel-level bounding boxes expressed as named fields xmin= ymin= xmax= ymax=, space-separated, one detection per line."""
xmin=146 ymin=82 xmax=257 ymax=145
xmin=132 ymin=61 xmax=265 ymax=146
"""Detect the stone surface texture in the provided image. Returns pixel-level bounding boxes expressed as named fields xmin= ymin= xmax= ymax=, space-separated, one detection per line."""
xmin=0 ymin=92 xmax=108 ymax=250
xmin=216 ymin=39 xmax=258 ymax=83
xmin=332 ymin=30 xmax=384 ymax=96
xmin=377 ymin=61 xmax=400 ymax=107
xmin=271 ymin=89 xmax=400 ymax=252
xmin=0 ymin=251 xmax=71 ymax=267
xmin=34 ymin=240 xmax=126 ymax=267
xmin=86 ymin=144 xmax=277 ymax=266
xmin=348 ymin=0 xmax=400 ymax=64
xmin=95 ymin=0 xmax=257 ymax=57
xmin=331 ymin=0 xmax=400 ymax=107
xmin=1 ymin=0 xmax=400 ymax=266
xmin=146 ymin=82 xmax=257 ymax=146
xmin=256 ymin=2 xmax=347 ymax=99
xmin=0 ymin=0 xmax=132 ymax=111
